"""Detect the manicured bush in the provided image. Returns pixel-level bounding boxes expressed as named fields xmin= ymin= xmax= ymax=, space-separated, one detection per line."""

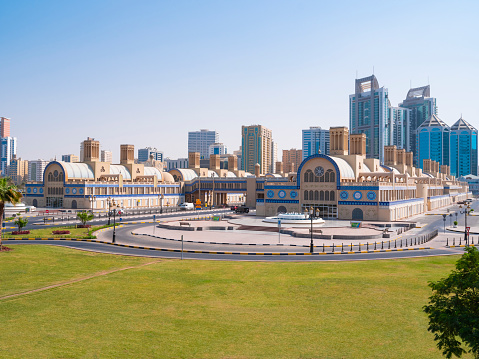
xmin=77 ymin=225 xmax=91 ymax=228
xmin=11 ymin=230 xmax=30 ymax=235
xmin=52 ymin=230 xmax=70 ymax=235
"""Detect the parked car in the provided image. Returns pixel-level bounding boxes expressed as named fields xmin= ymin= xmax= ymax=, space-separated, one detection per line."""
xmin=179 ymin=203 xmax=194 ymax=210
xmin=230 ymin=205 xmax=238 ymax=211
xmin=235 ymin=206 xmax=249 ymax=214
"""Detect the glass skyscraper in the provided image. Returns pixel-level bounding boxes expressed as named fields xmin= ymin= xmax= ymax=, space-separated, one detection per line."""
xmin=349 ymin=75 xmax=389 ymax=163
xmin=389 ymin=106 xmax=411 ymax=151
xmin=399 ymin=85 xmax=437 ymax=166
xmin=417 ymin=114 xmax=450 ymax=170
xmin=450 ymin=117 xmax=478 ymax=177
xmin=302 ymin=126 xmax=330 ymax=160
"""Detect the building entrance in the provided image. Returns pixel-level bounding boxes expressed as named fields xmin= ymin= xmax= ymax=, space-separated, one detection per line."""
xmin=301 ymin=204 xmax=337 ymax=219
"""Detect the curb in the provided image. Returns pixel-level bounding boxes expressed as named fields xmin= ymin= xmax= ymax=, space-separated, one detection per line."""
xmin=4 ymin=237 xmax=434 ymax=256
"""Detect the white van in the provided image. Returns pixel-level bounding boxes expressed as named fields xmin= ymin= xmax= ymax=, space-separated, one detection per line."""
xmin=179 ymin=203 xmax=194 ymax=210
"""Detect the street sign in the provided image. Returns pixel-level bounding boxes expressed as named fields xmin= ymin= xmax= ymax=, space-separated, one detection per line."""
xmin=277 ymin=219 xmax=281 ymax=228
xmin=153 ymin=215 xmax=156 ymax=221
xmin=466 ymin=226 xmax=470 ymax=234
xmin=46 ymin=210 xmax=49 ymax=214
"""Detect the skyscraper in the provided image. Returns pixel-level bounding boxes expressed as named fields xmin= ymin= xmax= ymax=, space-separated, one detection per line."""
xmin=0 ymin=117 xmax=16 ymax=176
xmin=208 ymin=143 xmax=228 ymax=157
xmin=241 ymin=125 xmax=272 ymax=175
xmin=399 ymin=85 xmax=437 ymax=166
xmin=1 ymin=117 xmax=11 ymax=137
xmin=389 ymin=106 xmax=411 ymax=151
xmin=138 ymin=147 xmax=163 ymax=163
xmin=28 ymin=160 xmax=48 ymax=182
xmin=283 ymin=149 xmax=302 ymax=173
xmin=417 ymin=114 xmax=450 ymax=170
xmin=302 ymin=126 xmax=330 ymax=160
xmin=7 ymin=156 xmax=28 ymax=185
xmin=349 ymin=75 xmax=389 ymax=163
xmin=188 ymin=129 xmax=219 ymax=159
xmin=450 ymin=117 xmax=478 ymax=177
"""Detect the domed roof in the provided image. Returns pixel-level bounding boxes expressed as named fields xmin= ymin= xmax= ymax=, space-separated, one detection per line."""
xmin=225 ymin=171 xmax=236 ymax=177
xmin=143 ymin=167 xmax=162 ymax=180
xmin=162 ymin=172 xmax=175 ymax=183
xmin=110 ymin=165 xmax=131 ymax=180
xmin=168 ymin=168 xmax=198 ymax=181
xmin=56 ymin=161 xmax=94 ymax=179
xmin=329 ymin=156 xmax=355 ymax=178
xmin=207 ymin=170 xmax=219 ymax=178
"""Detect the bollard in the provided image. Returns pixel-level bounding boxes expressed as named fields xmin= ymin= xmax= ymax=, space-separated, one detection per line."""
xmin=367 ymin=242 xmax=369 ymax=251
xmin=472 ymin=236 xmax=475 ymax=245
xmin=322 ymin=243 xmax=325 ymax=253
xmin=332 ymin=244 xmax=335 ymax=253
xmin=453 ymin=238 xmax=455 ymax=246
xmin=341 ymin=243 xmax=344 ymax=252
xmin=381 ymin=241 xmax=384 ymax=249
xmin=400 ymin=239 xmax=403 ymax=248
xmin=410 ymin=238 xmax=412 ymax=246
xmin=459 ymin=238 xmax=462 ymax=246
xmin=359 ymin=243 xmax=361 ymax=251
xmin=394 ymin=240 xmax=396 ymax=248
xmin=374 ymin=242 xmax=377 ymax=250
xmin=350 ymin=243 xmax=353 ymax=251
xmin=414 ymin=238 xmax=417 ymax=245
xmin=406 ymin=239 xmax=408 ymax=247
xmin=446 ymin=238 xmax=449 ymax=246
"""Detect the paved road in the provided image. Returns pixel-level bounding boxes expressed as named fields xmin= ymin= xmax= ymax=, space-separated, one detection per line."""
xmin=5 ymin=201 xmax=478 ymax=261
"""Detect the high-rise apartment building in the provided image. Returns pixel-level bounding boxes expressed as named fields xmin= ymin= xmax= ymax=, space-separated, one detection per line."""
xmin=349 ymin=75 xmax=390 ymax=163
xmin=7 ymin=156 xmax=28 ymax=185
xmin=302 ymin=126 xmax=330 ymax=160
xmin=241 ymin=125 xmax=273 ymax=175
xmin=389 ymin=106 xmax=411 ymax=151
xmin=101 ymin=150 xmax=113 ymax=163
xmin=283 ymin=149 xmax=302 ymax=173
xmin=1 ymin=136 xmax=17 ymax=176
xmin=417 ymin=114 xmax=450 ymax=170
xmin=450 ymin=117 xmax=478 ymax=177
xmin=272 ymin=141 xmax=278 ymax=173
xmin=208 ymin=143 xmax=228 ymax=157
xmin=62 ymin=154 xmax=79 ymax=162
xmin=1 ymin=117 xmax=11 ymax=137
xmin=28 ymin=160 xmax=48 ymax=182
xmin=399 ymin=85 xmax=437 ymax=166
xmin=188 ymin=129 xmax=219 ymax=159
xmin=138 ymin=147 xmax=163 ymax=163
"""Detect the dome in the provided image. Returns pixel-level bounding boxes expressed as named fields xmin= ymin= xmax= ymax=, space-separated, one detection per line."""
xmin=169 ymin=168 xmax=198 ymax=181
xmin=329 ymin=156 xmax=355 ymax=178
xmin=225 ymin=171 xmax=236 ymax=177
xmin=162 ymin=172 xmax=174 ymax=182
xmin=143 ymin=167 xmax=163 ymax=181
xmin=56 ymin=161 xmax=94 ymax=179
xmin=110 ymin=165 xmax=131 ymax=180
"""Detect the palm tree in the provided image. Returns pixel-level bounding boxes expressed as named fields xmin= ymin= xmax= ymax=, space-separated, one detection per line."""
xmin=0 ymin=178 xmax=23 ymax=249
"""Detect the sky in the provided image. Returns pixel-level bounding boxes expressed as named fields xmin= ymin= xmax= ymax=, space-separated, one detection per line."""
xmin=1 ymin=0 xmax=478 ymax=163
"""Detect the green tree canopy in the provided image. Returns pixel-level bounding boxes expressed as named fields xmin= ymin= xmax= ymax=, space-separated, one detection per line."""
xmin=423 ymin=246 xmax=479 ymax=358
xmin=14 ymin=217 xmax=28 ymax=231
xmin=0 ymin=178 xmax=23 ymax=249
xmin=76 ymin=211 xmax=94 ymax=226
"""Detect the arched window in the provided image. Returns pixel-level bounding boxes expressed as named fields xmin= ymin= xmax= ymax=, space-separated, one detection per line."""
xmin=304 ymin=171 xmax=309 ymax=183
xmin=325 ymin=191 xmax=330 ymax=201
xmin=330 ymin=171 xmax=335 ymax=182
xmin=48 ymin=172 xmax=53 ymax=181
xmin=330 ymin=191 xmax=335 ymax=201
xmin=320 ymin=190 xmax=324 ymax=201
xmin=314 ymin=173 xmax=319 ymax=182
xmin=314 ymin=191 xmax=319 ymax=200
xmin=304 ymin=190 xmax=308 ymax=200
xmin=320 ymin=173 xmax=324 ymax=182
xmin=325 ymin=171 xmax=330 ymax=182
xmin=309 ymin=171 xmax=314 ymax=182
xmin=309 ymin=190 xmax=313 ymax=200
xmin=59 ymin=172 xmax=63 ymax=181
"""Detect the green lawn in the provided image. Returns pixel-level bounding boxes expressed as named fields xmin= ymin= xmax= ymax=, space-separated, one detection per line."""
xmin=0 ymin=245 xmax=472 ymax=358
xmin=3 ymin=224 xmax=112 ymax=239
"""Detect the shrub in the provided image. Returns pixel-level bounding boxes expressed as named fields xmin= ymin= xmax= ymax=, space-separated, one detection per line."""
xmin=52 ymin=230 xmax=70 ymax=235
xmin=77 ymin=224 xmax=91 ymax=228
xmin=11 ymin=230 xmax=30 ymax=235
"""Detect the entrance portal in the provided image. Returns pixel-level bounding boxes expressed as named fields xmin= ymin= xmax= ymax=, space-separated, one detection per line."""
xmin=352 ymin=208 xmax=363 ymax=220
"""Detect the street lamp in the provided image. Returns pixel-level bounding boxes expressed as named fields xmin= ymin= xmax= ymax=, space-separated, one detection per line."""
xmin=459 ymin=204 xmax=473 ymax=246
xmin=109 ymin=199 xmax=118 ymax=244
xmin=309 ymin=206 xmax=314 ymax=253
xmin=107 ymin=196 xmax=112 ymax=225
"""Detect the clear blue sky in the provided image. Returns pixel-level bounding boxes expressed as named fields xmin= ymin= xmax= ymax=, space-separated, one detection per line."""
xmin=1 ymin=0 xmax=478 ymax=162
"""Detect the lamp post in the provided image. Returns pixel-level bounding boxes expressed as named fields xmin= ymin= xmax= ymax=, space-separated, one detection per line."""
xmin=449 ymin=213 xmax=453 ymax=227
xmin=309 ymin=206 xmax=314 ymax=253
xmin=111 ymin=200 xmax=117 ymax=243
xmin=107 ymin=196 xmax=112 ymax=225
xmin=459 ymin=204 xmax=472 ymax=246
xmin=442 ymin=214 xmax=447 ymax=233
xmin=160 ymin=194 xmax=164 ymax=214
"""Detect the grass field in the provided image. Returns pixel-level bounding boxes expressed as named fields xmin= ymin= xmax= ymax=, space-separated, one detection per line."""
xmin=2 ymin=224 xmax=112 ymax=239
xmin=0 ymin=245 xmax=472 ymax=358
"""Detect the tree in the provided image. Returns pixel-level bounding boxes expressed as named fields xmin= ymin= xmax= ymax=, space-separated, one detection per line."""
xmin=0 ymin=178 xmax=23 ymax=249
xmin=423 ymin=246 xmax=479 ymax=358
xmin=14 ymin=217 xmax=28 ymax=231
xmin=76 ymin=211 xmax=94 ymax=226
